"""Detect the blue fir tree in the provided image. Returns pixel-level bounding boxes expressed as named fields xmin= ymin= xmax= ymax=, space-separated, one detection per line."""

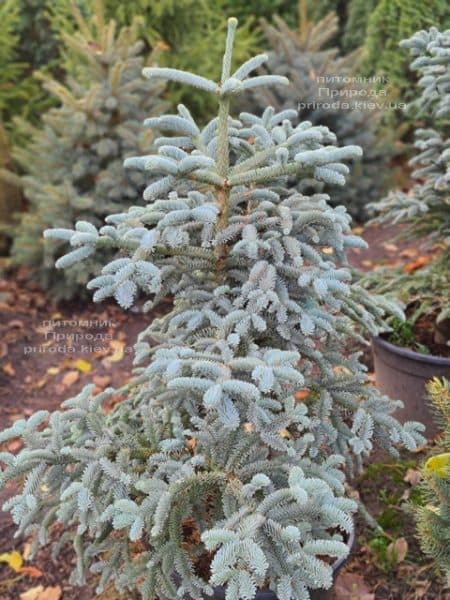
xmin=5 ymin=1 xmax=166 ymax=299
xmin=0 ymin=19 xmax=425 ymax=600
xmin=368 ymin=27 xmax=450 ymax=341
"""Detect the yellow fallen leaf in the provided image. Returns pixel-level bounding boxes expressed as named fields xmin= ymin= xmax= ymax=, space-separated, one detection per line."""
xmin=106 ymin=339 xmax=125 ymax=363
xmin=73 ymin=358 xmax=92 ymax=373
xmin=46 ymin=367 xmax=60 ymax=376
xmin=0 ymin=549 xmax=23 ymax=571
xmin=425 ymin=453 xmax=450 ymax=478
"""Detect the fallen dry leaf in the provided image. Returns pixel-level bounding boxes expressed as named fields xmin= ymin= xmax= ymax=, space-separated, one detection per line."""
xmin=0 ymin=550 xmax=23 ymax=572
xmin=403 ymin=255 xmax=432 ymax=273
xmin=186 ymin=437 xmax=197 ymax=450
xmin=8 ymin=319 xmax=24 ymax=328
xmin=279 ymin=428 xmax=292 ymax=439
xmin=334 ymin=572 xmax=375 ymax=599
xmin=105 ymin=339 xmax=125 ymax=363
xmin=2 ymin=362 xmax=16 ymax=377
xmin=22 ymin=543 xmax=32 ymax=560
xmin=46 ymin=366 xmax=60 ymax=376
xmin=20 ymin=585 xmax=62 ymax=600
xmin=295 ymin=389 xmax=310 ymax=401
xmin=7 ymin=439 xmax=23 ymax=453
xmin=73 ymin=358 xmax=92 ymax=373
xmin=387 ymin=537 xmax=408 ymax=563
xmin=383 ymin=242 xmax=398 ymax=252
xmin=38 ymin=586 xmax=62 ymax=600
xmin=20 ymin=586 xmax=44 ymax=600
xmin=400 ymin=247 xmax=418 ymax=259
xmin=19 ymin=565 xmax=44 ymax=578
xmin=62 ymin=370 xmax=79 ymax=388
xmin=93 ymin=374 xmax=111 ymax=389
xmin=403 ymin=468 xmax=421 ymax=486
xmin=34 ymin=376 xmax=48 ymax=389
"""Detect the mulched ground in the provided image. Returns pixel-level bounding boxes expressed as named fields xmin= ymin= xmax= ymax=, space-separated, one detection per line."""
xmin=0 ymin=226 xmax=448 ymax=599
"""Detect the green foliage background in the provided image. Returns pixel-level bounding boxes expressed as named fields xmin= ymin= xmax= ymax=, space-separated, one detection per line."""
xmin=363 ymin=0 xmax=450 ymax=102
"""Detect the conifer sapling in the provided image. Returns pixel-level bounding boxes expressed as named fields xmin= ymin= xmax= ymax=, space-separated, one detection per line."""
xmin=0 ymin=18 xmax=425 ymax=600
xmin=369 ymin=27 xmax=450 ymax=341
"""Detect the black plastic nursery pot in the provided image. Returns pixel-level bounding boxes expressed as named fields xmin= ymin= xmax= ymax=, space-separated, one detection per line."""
xmin=209 ymin=529 xmax=355 ymax=600
xmin=372 ymin=335 xmax=450 ymax=436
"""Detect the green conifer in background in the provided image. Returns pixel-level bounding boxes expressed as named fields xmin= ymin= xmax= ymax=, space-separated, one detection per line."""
xmin=221 ymin=0 xmax=298 ymax=25
xmin=243 ymin=6 xmax=388 ymax=220
xmin=5 ymin=1 xmax=166 ymax=300
xmin=0 ymin=0 xmax=27 ymax=253
xmin=97 ymin=0 xmax=261 ymax=118
xmin=342 ymin=0 xmax=379 ymax=52
xmin=416 ymin=377 xmax=450 ymax=582
xmin=16 ymin=0 xmax=61 ymax=73
xmin=0 ymin=124 xmax=23 ymax=255
xmin=4 ymin=0 xmax=66 ymax=125
xmin=363 ymin=0 xmax=450 ymax=103
xmin=0 ymin=0 xmax=41 ymax=125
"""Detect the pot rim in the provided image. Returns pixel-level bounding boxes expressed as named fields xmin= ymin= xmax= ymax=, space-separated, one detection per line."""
xmin=212 ymin=528 xmax=355 ymax=599
xmin=372 ymin=335 xmax=450 ymax=366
